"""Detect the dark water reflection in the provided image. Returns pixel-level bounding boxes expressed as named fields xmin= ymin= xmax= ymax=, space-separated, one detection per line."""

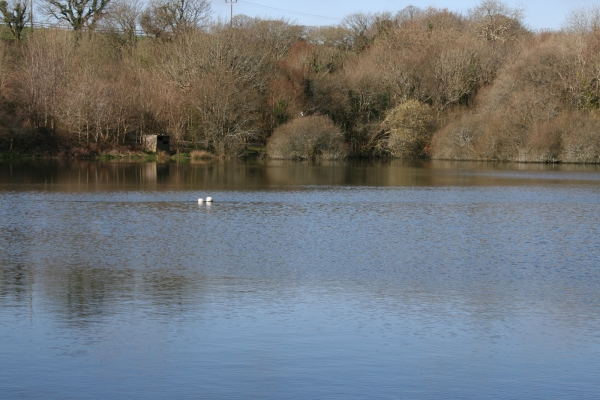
xmin=1 ymin=160 xmax=600 ymax=399
xmin=3 ymin=159 xmax=600 ymax=190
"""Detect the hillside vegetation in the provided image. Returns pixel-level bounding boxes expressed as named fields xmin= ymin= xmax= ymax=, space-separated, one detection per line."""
xmin=1 ymin=0 xmax=600 ymax=162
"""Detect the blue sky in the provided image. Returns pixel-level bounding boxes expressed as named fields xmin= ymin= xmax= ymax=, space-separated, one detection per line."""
xmin=210 ymin=0 xmax=599 ymax=30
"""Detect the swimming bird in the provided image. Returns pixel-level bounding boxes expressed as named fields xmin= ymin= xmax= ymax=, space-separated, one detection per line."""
xmin=198 ymin=198 xmax=204 ymax=204
xmin=206 ymin=196 xmax=213 ymax=203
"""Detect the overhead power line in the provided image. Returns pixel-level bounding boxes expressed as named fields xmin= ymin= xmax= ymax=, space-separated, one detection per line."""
xmin=238 ymin=1 xmax=341 ymax=21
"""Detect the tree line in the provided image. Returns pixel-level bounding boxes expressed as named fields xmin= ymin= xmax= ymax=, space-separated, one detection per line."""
xmin=1 ymin=0 xmax=600 ymax=162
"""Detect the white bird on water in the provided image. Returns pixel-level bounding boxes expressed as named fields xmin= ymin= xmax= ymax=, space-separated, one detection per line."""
xmin=198 ymin=196 xmax=213 ymax=204
xmin=198 ymin=198 xmax=203 ymax=204
xmin=206 ymin=197 xmax=213 ymax=203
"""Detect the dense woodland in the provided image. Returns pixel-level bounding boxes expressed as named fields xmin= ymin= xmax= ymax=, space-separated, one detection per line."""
xmin=1 ymin=0 xmax=600 ymax=162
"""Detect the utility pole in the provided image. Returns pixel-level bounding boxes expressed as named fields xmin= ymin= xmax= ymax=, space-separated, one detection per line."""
xmin=225 ymin=0 xmax=238 ymax=28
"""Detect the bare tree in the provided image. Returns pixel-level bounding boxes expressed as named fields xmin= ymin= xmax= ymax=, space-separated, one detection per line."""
xmin=563 ymin=5 xmax=600 ymax=33
xmin=231 ymin=17 xmax=303 ymax=61
xmin=433 ymin=46 xmax=483 ymax=109
xmin=154 ymin=28 xmax=272 ymax=155
xmin=140 ymin=0 xmax=211 ymax=39
xmin=395 ymin=5 xmax=422 ymax=25
xmin=305 ymin=25 xmax=353 ymax=51
xmin=101 ymin=0 xmax=141 ymax=45
xmin=468 ymin=0 xmax=525 ymax=43
xmin=43 ymin=0 xmax=112 ymax=31
xmin=0 ymin=0 xmax=29 ymax=40
xmin=341 ymin=12 xmax=375 ymax=52
xmin=341 ymin=11 xmax=396 ymax=52
xmin=17 ymin=29 xmax=75 ymax=130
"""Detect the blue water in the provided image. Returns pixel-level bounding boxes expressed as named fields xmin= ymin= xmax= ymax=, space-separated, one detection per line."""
xmin=1 ymin=160 xmax=600 ymax=399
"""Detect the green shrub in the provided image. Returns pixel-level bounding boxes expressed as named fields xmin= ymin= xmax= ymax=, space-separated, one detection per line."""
xmin=267 ymin=115 xmax=348 ymax=160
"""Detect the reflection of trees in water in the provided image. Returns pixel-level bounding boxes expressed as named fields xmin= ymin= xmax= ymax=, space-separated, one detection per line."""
xmin=42 ymin=267 xmax=134 ymax=323
xmin=141 ymin=270 xmax=207 ymax=314
xmin=3 ymin=160 xmax=600 ymax=191
xmin=0 ymin=265 xmax=33 ymax=306
xmin=0 ymin=159 xmax=430 ymax=190
xmin=39 ymin=266 xmax=207 ymax=324
xmin=0 ymin=161 xmax=161 ymax=189
xmin=0 ymin=161 xmax=270 ymax=190
xmin=2 ymin=260 xmax=600 ymax=335
xmin=264 ymin=159 xmax=434 ymax=187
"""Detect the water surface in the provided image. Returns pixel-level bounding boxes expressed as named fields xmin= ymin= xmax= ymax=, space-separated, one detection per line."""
xmin=1 ymin=160 xmax=600 ymax=399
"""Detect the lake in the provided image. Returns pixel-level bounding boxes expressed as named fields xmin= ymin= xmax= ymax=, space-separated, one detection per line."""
xmin=1 ymin=159 xmax=600 ymax=399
